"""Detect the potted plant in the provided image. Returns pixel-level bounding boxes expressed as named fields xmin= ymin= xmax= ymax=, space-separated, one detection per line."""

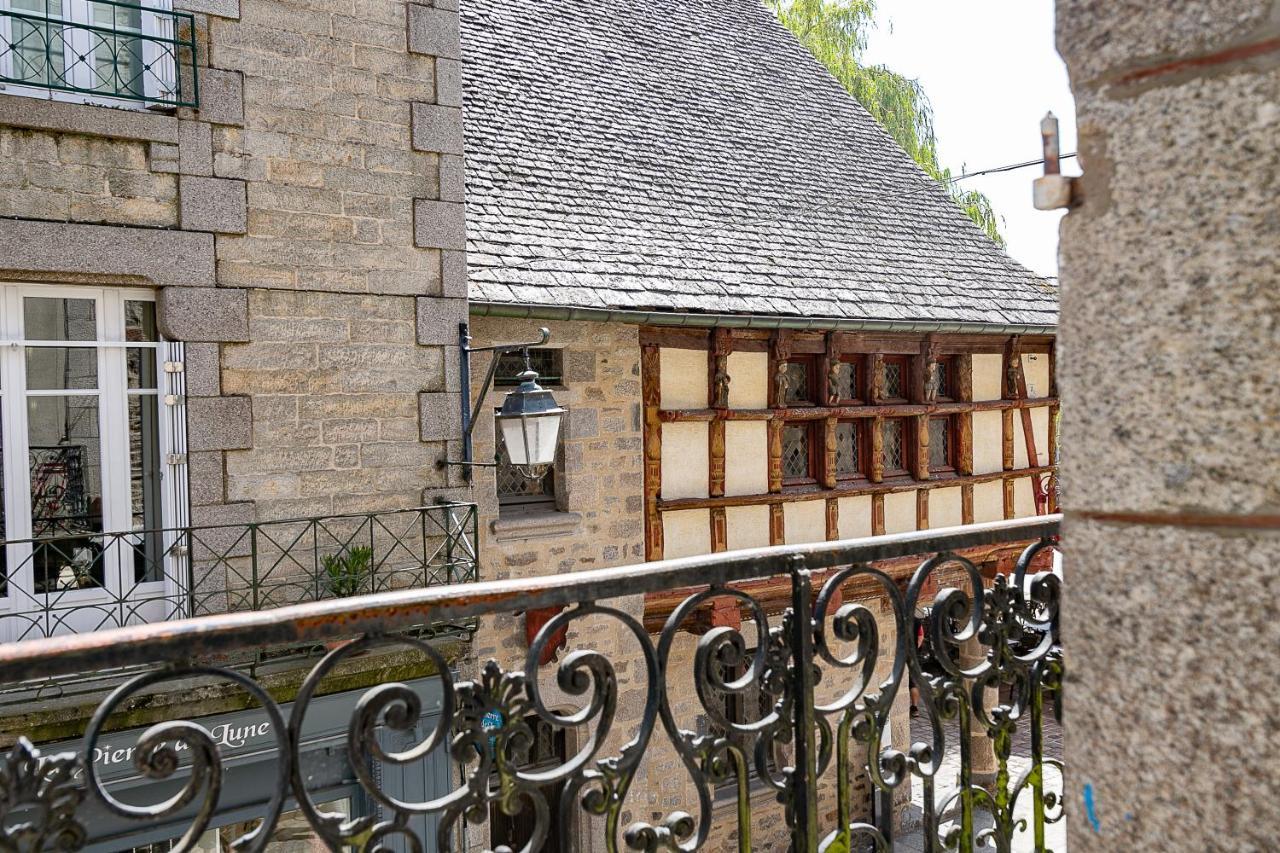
xmin=322 ymin=545 xmax=373 ymax=598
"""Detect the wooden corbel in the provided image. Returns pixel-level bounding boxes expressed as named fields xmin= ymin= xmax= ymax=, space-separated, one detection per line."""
xmin=770 ymin=330 xmax=794 ymax=408
xmin=710 ymin=327 xmax=733 ymax=409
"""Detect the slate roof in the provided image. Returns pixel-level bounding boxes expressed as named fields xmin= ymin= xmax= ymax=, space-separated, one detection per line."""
xmin=458 ymin=0 xmax=1059 ymax=327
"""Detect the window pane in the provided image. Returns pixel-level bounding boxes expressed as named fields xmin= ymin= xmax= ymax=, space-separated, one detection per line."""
xmin=783 ymin=362 xmax=810 ymax=404
xmin=24 ymin=297 xmax=96 ymax=341
xmin=831 ymin=361 xmax=857 ymax=401
xmin=127 ymin=348 xmax=158 ymax=389
xmin=782 ymin=423 xmax=811 ymax=479
xmin=495 ymin=349 xmax=562 ymax=386
xmin=9 ymin=0 xmax=65 ymax=87
xmin=931 ymin=361 xmax=950 ymax=399
xmin=884 ymin=362 xmax=903 ymax=399
xmin=497 ymin=438 xmax=554 ymax=503
xmin=126 ymin=300 xmax=158 ymax=342
xmin=26 ymin=347 xmax=98 ymax=390
xmin=129 ymin=394 xmax=164 ymax=583
xmin=835 ymin=422 xmax=860 ymax=476
xmin=929 ymin=417 xmax=951 ymax=470
xmin=27 ymin=395 xmax=105 ymax=591
xmin=882 ymin=419 xmax=905 ymax=472
xmin=89 ymin=0 xmax=144 ymax=97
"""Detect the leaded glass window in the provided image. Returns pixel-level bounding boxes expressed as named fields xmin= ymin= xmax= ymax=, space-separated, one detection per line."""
xmin=930 ymin=360 xmax=951 ymax=400
xmin=497 ymin=426 xmax=557 ymax=506
xmin=883 ymin=360 xmax=905 ymax=400
xmin=782 ymin=422 xmax=813 ymax=481
xmin=831 ymin=360 xmax=858 ymax=402
xmin=783 ymin=361 xmax=811 ymax=405
xmin=928 ymin=416 xmax=952 ymax=471
xmin=835 ymin=421 xmax=860 ymax=477
xmin=495 ymin=348 xmax=562 ymax=387
xmin=882 ymin=418 xmax=907 ymax=473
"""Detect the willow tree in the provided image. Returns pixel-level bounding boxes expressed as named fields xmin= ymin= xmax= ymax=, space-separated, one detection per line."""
xmin=768 ymin=0 xmax=1004 ymax=244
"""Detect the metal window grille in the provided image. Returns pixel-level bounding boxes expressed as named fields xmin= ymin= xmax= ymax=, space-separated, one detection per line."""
xmin=496 ymin=437 xmax=555 ymax=506
xmin=928 ymin=417 xmax=951 ymax=470
xmin=0 ymin=0 xmax=199 ymax=107
xmin=494 ymin=348 xmax=562 ymax=387
xmin=882 ymin=418 xmax=906 ymax=472
xmin=782 ymin=423 xmax=811 ymax=480
xmin=834 ymin=421 xmax=859 ymax=476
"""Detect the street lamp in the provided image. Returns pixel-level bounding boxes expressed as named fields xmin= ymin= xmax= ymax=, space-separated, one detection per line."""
xmin=438 ymin=324 xmax=564 ymax=483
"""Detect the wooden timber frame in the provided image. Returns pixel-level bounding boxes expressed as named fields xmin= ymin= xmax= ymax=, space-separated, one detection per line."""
xmin=639 ymin=325 xmax=1058 ymax=628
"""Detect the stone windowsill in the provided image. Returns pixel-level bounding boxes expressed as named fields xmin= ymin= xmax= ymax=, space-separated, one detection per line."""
xmin=491 ymin=509 xmax=582 ymax=541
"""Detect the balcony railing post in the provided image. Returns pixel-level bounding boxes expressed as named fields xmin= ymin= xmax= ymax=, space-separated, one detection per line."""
xmin=249 ymin=524 xmax=259 ymax=612
xmin=787 ymin=555 xmax=820 ymax=853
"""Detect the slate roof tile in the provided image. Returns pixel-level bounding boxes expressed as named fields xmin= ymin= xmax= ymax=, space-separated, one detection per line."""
xmin=460 ymin=0 xmax=1058 ymax=326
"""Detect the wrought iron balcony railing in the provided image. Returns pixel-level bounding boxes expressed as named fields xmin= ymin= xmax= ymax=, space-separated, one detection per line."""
xmin=0 ymin=502 xmax=478 ymax=644
xmin=0 ymin=0 xmax=198 ymax=107
xmin=0 ymin=515 xmax=1061 ymax=852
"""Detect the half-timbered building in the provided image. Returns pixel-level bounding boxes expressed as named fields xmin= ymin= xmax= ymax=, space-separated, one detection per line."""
xmin=459 ymin=0 xmax=1058 ymax=848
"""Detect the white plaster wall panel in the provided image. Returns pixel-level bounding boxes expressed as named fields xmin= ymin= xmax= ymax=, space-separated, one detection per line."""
xmin=659 ymin=347 xmax=708 ymax=409
xmin=837 ymin=495 xmax=873 ymax=540
xmin=973 ymin=481 xmax=1005 ymax=522
xmin=929 ymin=487 xmax=964 ymax=529
xmin=784 ymin=499 xmax=827 ymax=544
xmin=972 ymin=354 xmax=1004 ymax=401
xmin=724 ymin=421 xmax=768 ymax=496
xmin=1021 ymin=352 xmax=1050 ymax=398
xmin=1012 ymin=407 xmax=1052 ymax=469
xmin=726 ymin=504 xmax=772 ymax=551
xmin=660 ymin=422 xmax=709 ymax=499
xmin=662 ymin=508 xmax=712 ymax=558
xmin=972 ymin=411 xmax=1004 ymax=475
xmin=726 ymin=351 xmax=769 ymax=409
xmin=884 ymin=490 xmax=917 ymax=534
xmin=1013 ymin=477 xmax=1037 ymax=518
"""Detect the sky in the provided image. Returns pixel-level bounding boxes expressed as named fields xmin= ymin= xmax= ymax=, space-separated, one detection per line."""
xmin=861 ymin=0 xmax=1080 ymax=278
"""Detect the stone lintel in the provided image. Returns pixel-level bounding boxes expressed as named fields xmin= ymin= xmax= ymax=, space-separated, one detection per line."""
xmin=0 ymin=219 xmax=215 ymax=287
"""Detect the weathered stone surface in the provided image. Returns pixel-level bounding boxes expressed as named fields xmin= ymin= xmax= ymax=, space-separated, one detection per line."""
xmin=158 ymin=287 xmax=249 ymax=342
xmin=197 ymin=68 xmax=245 ymax=125
xmin=1056 ymin=0 xmax=1276 ymax=87
xmin=0 ymin=219 xmax=214 ymax=287
xmin=407 ymin=4 xmax=460 ymax=59
xmin=411 ymin=103 xmax=464 ymax=153
xmin=416 ymin=297 xmax=468 ymax=344
xmin=439 ymin=153 xmax=465 ymax=202
xmin=175 ymin=0 xmax=239 ymax=18
xmin=436 ymin=57 xmax=463 ymax=107
xmin=413 ymin=199 xmax=466 ymax=249
xmin=441 ymin=249 xmax=467 ymax=297
xmin=419 ymin=391 xmax=461 ymax=440
xmin=1062 ymin=517 xmax=1280 ymax=851
xmin=1059 ymin=68 xmax=1280 ymax=516
xmin=180 ymin=175 xmax=248 ymax=233
xmin=183 ymin=342 xmax=223 ymax=396
xmin=188 ymin=451 xmax=226 ymax=506
xmin=0 ymin=92 xmax=178 ymax=142
xmin=148 ymin=142 xmax=182 ymax=174
xmin=179 ymin=121 xmax=214 ymax=176
xmin=187 ymin=396 xmax=253 ymax=451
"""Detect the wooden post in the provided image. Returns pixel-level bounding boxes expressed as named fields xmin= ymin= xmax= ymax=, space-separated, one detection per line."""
xmin=1003 ymin=477 xmax=1016 ymax=519
xmin=642 ymin=344 xmax=664 ymax=560
xmin=870 ymin=416 xmax=884 ymax=483
xmin=709 ymin=418 xmax=726 ymax=498
xmin=768 ymin=418 xmax=784 ymax=493
xmin=1001 ymin=409 xmax=1015 ymax=471
xmin=871 ymin=493 xmax=886 ymax=535
xmin=961 ymin=483 xmax=975 ymax=524
xmin=711 ymin=506 xmax=728 ymax=552
xmin=710 ymin=327 xmax=732 ymax=409
xmin=825 ymin=497 xmax=839 ymax=540
xmin=914 ymin=414 xmax=930 ymax=480
xmin=769 ymin=503 xmax=785 ymax=545
xmin=822 ymin=416 xmax=838 ymax=489
xmin=916 ymin=489 xmax=929 ymax=531
xmin=956 ymin=355 xmax=974 ymax=476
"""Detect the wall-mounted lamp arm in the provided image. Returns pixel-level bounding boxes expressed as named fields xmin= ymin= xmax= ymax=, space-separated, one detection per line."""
xmin=464 ymin=325 xmax=550 ymax=434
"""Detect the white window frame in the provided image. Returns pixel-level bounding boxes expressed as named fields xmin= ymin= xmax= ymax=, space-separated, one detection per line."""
xmin=0 ymin=0 xmax=177 ymax=110
xmin=0 ymin=283 xmax=189 ymax=641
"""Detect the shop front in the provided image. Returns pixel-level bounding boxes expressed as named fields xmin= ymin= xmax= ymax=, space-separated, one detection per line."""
xmin=51 ymin=677 xmax=452 ymax=852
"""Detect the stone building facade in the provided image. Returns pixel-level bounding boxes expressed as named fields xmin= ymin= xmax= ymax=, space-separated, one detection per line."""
xmin=1054 ymin=2 xmax=1280 ymax=850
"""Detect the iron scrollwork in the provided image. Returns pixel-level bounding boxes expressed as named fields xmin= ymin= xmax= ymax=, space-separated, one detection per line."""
xmin=0 ymin=526 xmax=1062 ymax=852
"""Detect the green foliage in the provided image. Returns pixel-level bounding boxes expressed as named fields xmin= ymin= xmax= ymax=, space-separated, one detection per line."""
xmin=767 ymin=0 xmax=1005 ymax=245
xmin=323 ymin=545 xmax=373 ymax=598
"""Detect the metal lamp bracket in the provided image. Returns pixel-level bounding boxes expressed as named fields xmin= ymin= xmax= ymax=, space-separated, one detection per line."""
xmin=438 ymin=323 xmax=551 ymax=483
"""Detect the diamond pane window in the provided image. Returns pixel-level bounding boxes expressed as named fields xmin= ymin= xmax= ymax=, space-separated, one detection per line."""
xmin=835 ymin=421 xmax=860 ymax=477
xmin=928 ymin=416 xmax=952 ymax=471
xmin=497 ymin=435 xmax=555 ymax=506
xmin=882 ymin=418 xmax=907 ymax=473
xmin=783 ymin=361 xmax=811 ymax=405
xmin=831 ymin=360 xmax=857 ymax=402
xmin=883 ymin=361 xmax=904 ymax=399
xmin=782 ymin=422 xmax=812 ymax=481
xmin=495 ymin=348 xmax=562 ymax=387
xmin=930 ymin=360 xmax=951 ymax=400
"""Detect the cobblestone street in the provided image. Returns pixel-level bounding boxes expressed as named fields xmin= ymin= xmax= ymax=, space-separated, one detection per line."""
xmin=894 ymin=706 xmax=1066 ymax=851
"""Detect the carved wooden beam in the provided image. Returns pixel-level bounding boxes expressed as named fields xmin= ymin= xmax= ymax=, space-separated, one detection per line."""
xmin=767 ymin=418 xmax=783 ymax=492
xmin=914 ymin=413 xmax=930 ymax=481
xmin=1002 ymin=409 xmax=1016 ymax=472
xmin=769 ymin=503 xmax=785 ymax=545
xmin=710 ymin=506 xmax=727 ymax=552
xmin=709 ymin=419 xmax=726 ymax=498
xmin=825 ymin=497 xmax=839 ymax=540
xmin=1003 ymin=477 xmax=1016 ymax=520
xmin=868 ymin=353 xmax=886 ymax=404
xmin=822 ymin=332 xmax=842 ymax=405
xmin=822 ymin=416 xmax=838 ymax=489
xmin=870 ymin=415 xmax=884 ymax=483
xmin=710 ymin=327 xmax=733 ymax=409
xmin=961 ymin=483 xmax=975 ymax=524
xmin=916 ymin=489 xmax=929 ymax=531
xmin=769 ymin=329 xmax=794 ymax=408
xmin=871 ymin=493 xmax=886 ymax=535
xmin=956 ymin=355 xmax=975 ymax=476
